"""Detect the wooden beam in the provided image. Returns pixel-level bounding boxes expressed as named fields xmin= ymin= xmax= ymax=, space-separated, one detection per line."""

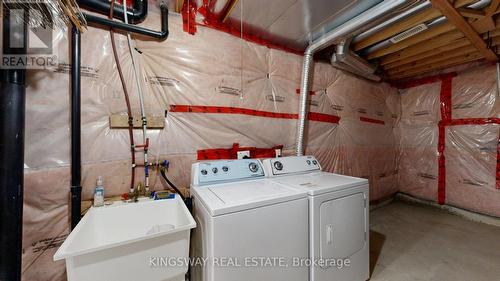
xmin=470 ymin=0 xmax=500 ymax=32
xmin=390 ymin=52 xmax=482 ymax=79
xmin=387 ymin=46 xmax=478 ymax=75
xmin=382 ymin=28 xmax=500 ymax=67
xmin=379 ymin=30 xmax=465 ymax=65
xmin=366 ymin=22 xmax=455 ymax=60
xmin=458 ymin=7 xmax=485 ymax=19
xmin=352 ymin=0 xmax=478 ymax=51
xmin=431 ymin=0 xmax=498 ymax=61
xmin=384 ymin=39 xmax=471 ymax=69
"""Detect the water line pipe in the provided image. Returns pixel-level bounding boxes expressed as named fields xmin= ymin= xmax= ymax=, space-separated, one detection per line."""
xmin=123 ymin=2 xmax=150 ymax=192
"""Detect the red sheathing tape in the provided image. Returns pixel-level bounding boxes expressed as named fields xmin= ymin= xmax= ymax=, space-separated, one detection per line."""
xmin=436 ymin=75 xmax=453 ymax=204
xmin=445 ymin=118 xmax=500 ymax=126
xmin=309 ymin=112 xmax=341 ymax=123
xmin=197 ymin=21 xmax=303 ymax=55
xmin=359 ymin=117 xmax=385 ymax=125
xmin=197 ymin=143 xmax=284 ymax=160
xmin=169 ymin=105 xmax=340 ymax=124
xmin=437 ymin=122 xmax=446 ymax=204
xmin=391 ymin=72 xmax=457 ymax=89
xmin=181 ymin=1 xmax=197 ymax=35
xmin=497 ymin=134 xmax=500 ymax=189
xmin=295 ymin=89 xmax=316 ymax=96
xmin=440 ymin=76 xmax=453 ymax=122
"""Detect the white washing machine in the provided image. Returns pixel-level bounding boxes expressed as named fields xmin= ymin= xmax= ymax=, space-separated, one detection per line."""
xmin=190 ymin=159 xmax=309 ymax=281
xmin=262 ymin=155 xmax=370 ymax=281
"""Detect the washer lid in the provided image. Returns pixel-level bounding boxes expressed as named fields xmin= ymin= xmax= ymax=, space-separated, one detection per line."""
xmin=192 ymin=179 xmax=307 ymax=216
xmin=270 ymin=172 xmax=368 ymax=195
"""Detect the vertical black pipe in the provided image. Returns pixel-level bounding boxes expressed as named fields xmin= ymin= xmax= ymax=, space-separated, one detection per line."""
xmin=70 ymin=25 xmax=82 ymax=230
xmin=0 ymin=4 xmax=27 ymax=281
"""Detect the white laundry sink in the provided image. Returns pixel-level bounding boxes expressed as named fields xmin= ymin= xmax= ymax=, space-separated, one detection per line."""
xmin=54 ymin=195 xmax=196 ymax=281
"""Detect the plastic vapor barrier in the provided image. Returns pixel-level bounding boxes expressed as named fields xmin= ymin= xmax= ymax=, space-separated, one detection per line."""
xmin=396 ymin=65 xmax=500 ymax=217
xmin=20 ymin=4 xmax=398 ymax=280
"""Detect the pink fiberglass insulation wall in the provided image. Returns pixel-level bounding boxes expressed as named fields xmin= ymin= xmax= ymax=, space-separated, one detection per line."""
xmin=21 ymin=4 xmax=398 ymax=281
xmin=397 ymin=65 xmax=500 ymax=218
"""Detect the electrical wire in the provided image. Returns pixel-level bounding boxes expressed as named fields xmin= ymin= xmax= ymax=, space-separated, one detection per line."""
xmin=109 ymin=0 xmax=136 ymax=191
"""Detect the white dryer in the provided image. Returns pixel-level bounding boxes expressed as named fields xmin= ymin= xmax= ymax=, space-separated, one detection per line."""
xmin=190 ymin=159 xmax=309 ymax=281
xmin=262 ymin=155 xmax=370 ymax=281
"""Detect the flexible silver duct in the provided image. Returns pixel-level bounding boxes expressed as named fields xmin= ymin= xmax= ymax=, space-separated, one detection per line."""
xmin=295 ymin=0 xmax=408 ymax=156
xmin=331 ymin=38 xmax=381 ymax=81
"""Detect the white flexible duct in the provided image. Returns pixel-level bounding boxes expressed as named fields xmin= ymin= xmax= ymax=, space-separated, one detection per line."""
xmin=295 ymin=0 xmax=407 ymax=156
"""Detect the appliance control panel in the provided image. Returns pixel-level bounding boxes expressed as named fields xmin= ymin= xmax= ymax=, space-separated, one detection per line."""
xmin=262 ymin=155 xmax=321 ymax=176
xmin=191 ymin=159 xmax=265 ymax=186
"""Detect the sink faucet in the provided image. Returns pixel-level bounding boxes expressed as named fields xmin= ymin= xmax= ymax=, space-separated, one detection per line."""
xmin=128 ymin=182 xmax=149 ymax=202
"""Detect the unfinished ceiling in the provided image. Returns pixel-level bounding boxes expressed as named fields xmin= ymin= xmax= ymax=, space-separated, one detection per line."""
xmin=178 ymin=0 xmax=500 ymax=81
xmin=354 ymin=0 xmax=500 ymax=80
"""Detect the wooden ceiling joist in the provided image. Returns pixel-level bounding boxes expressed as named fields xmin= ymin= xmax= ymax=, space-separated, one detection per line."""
xmin=458 ymin=7 xmax=486 ymax=19
xmin=365 ymin=22 xmax=455 ymax=60
xmin=383 ymin=28 xmax=500 ymax=69
xmin=380 ymin=30 xmax=466 ymax=65
xmin=431 ymin=0 xmax=498 ymax=61
xmin=391 ymin=52 xmax=483 ymax=79
xmin=387 ymin=46 xmax=478 ymax=75
xmin=384 ymin=39 xmax=471 ymax=69
xmin=352 ymin=0 xmax=478 ymax=51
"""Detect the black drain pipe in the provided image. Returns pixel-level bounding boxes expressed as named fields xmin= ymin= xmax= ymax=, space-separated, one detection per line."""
xmin=78 ymin=0 xmax=148 ymax=23
xmin=0 ymin=5 xmax=27 ymax=281
xmin=83 ymin=2 xmax=169 ymax=40
xmin=70 ymin=25 xmax=82 ymax=230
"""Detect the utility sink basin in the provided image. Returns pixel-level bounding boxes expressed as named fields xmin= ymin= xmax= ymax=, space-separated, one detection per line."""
xmin=54 ymin=195 xmax=196 ymax=281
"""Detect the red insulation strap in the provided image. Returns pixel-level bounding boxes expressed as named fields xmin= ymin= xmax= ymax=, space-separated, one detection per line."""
xmin=197 ymin=21 xmax=303 ymax=55
xmin=309 ymin=112 xmax=340 ymax=124
xmin=497 ymin=131 xmax=500 ymax=189
xmin=181 ymin=0 xmax=197 ymax=35
xmin=440 ymin=76 xmax=453 ymax=122
xmin=295 ymin=89 xmax=316 ymax=96
xmin=437 ymin=122 xmax=446 ymax=204
xmin=359 ymin=117 xmax=385 ymax=125
xmin=447 ymin=118 xmax=500 ymax=126
xmin=169 ymin=105 xmax=340 ymax=124
xmin=197 ymin=143 xmax=284 ymax=160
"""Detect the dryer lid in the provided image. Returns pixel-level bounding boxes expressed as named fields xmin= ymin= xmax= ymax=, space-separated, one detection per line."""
xmin=271 ymin=172 xmax=368 ymax=195
xmin=192 ymin=179 xmax=307 ymax=216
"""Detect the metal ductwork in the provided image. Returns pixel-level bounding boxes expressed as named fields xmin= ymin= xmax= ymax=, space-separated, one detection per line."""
xmin=295 ymin=0 xmax=409 ymax=156
xmin=331 ymin=38 xmax=381 ymax=82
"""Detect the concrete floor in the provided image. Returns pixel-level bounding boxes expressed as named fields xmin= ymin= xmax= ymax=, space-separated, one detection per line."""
xmin=369 ymin=201 xmax=500 ymax=281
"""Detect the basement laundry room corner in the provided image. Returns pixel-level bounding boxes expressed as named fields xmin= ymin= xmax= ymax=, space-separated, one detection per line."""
xmin=1 ymin=0 xmax=500 ymax=281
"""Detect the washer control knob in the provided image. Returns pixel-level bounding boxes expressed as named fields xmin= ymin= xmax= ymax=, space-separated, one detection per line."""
xmin=274 ymin=161 xmax=283 ymax=171
xmin=306 ymin=160 xmax=311 ymax=165
xmin=212 ymin=167 xmax=218 ymax=174
xmin=249 ymin=162 xmax=259 ymax=173
xmin=312 ymin=160 xmax=318 ymax=165
xmin=201 ymin=169 xmax=208 ymax=175
xmin=222 ymin=166 xmax=229 ymax=172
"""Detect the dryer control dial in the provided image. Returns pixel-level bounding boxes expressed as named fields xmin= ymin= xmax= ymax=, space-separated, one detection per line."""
xmin=249 ymin=162 xmax=259 ymax=173
xmin=274 ymin=161 xmax=283 ymax=171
